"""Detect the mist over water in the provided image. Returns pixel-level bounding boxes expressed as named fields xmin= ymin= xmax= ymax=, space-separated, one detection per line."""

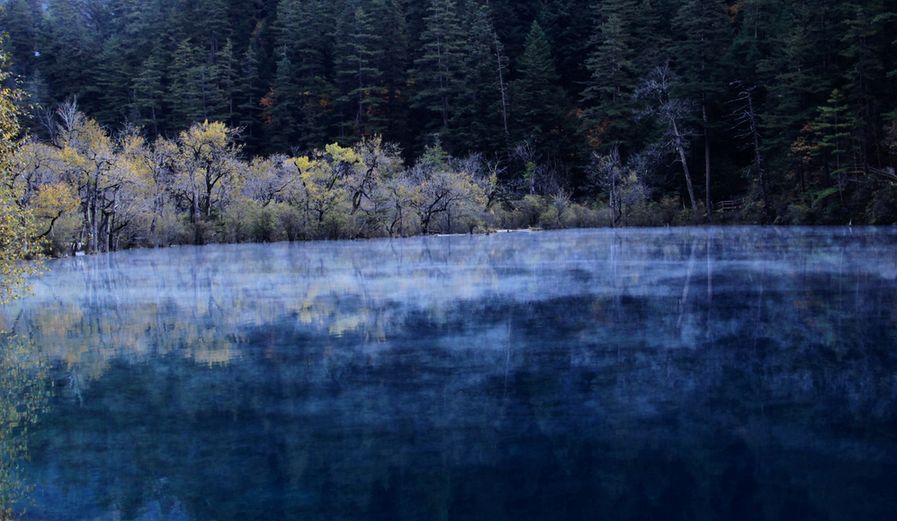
xmin=4 ymin=228 xmax=897 ymax=520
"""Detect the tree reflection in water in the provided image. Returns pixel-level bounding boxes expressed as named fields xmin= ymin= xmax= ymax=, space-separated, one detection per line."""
xmin=2 ymin=228 xmax=897 ymax=520
xmin=0 ymin=333 xmax=49 ymax=518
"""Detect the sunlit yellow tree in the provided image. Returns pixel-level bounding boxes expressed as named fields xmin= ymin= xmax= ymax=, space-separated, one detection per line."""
xmin=292 ymin=143 xmax=360 ymax=237
xmin=0 ymin=40 xmax=50 ymax=519
xmin=172 ymin=121 xmax=241 ymax=244
xmin=0 ymin=44 xmax=39 ymax=304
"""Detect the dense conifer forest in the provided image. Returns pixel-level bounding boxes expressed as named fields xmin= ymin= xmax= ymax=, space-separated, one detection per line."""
xmin=1 ymin=0 xmax=897 ymax=254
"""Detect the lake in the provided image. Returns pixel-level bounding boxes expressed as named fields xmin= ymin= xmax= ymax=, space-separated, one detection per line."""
xmin=3 ymin=228 xmax=897 ymax=520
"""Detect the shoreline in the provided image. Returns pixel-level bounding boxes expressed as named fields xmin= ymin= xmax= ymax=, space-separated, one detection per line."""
xmin=44 ymin=223 xmax=894 ymax=261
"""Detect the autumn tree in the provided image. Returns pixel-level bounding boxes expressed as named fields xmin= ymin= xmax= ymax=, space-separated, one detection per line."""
xmin=406 ymin=145 xmax=486 ymax=234
xmin=0 ymin=45 xmax=40 ymax=303
xmin=171 ymin=120 xmax=241 ymax=243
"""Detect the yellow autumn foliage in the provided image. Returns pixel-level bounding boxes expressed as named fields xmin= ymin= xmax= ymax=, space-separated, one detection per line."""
xmin=0 ymin=46 xmax=40 ymax=304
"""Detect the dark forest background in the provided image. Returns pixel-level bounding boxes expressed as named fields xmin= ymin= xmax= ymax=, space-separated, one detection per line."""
xmin=2 ymin=0 xmax=897 ymax=228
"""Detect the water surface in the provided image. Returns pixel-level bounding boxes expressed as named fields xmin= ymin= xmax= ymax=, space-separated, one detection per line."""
xmin=4 ymin=228 xmax=897 ymax=520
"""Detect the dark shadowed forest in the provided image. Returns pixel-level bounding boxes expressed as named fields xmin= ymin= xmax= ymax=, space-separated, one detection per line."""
xmin=2 ymin=0 xmax=897 ymax=254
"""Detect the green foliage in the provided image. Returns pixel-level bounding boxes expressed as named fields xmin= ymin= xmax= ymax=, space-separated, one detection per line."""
xmin=0 ymin=0 xmax=893 ymax=225
xmin=813 ymin=89 xmax=856 ymax=174
xmin=511 ymin=22 xmax=569 ymax=147
xmin=410 ymin=0 xmax=466 ymax=136
xmin=132 ymin=46 xmax=167 ymax=134
xmin=334 ymin=4 xmax=387 ymax=139
xmin=0 ymin=47 xmax=49 ymax=515
xmin=0 ymin=45 xmax=40 ymax=303
xmin=582 ymin=0 xmax=637 ymax=148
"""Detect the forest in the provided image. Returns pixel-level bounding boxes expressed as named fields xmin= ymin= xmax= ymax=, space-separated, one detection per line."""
xmin=2 ymin=0 xmax=897 ymax=255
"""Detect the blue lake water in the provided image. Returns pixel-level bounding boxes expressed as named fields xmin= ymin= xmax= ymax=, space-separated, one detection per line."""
xmin=3 ymin=228 xmax=897 ymax=520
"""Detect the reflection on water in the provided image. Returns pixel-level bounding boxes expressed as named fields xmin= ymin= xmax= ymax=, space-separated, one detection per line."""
xmin=0 ymin=334 xmax=49 ymax=517
xmin=3 ymin=228 xmax=897 ymax=520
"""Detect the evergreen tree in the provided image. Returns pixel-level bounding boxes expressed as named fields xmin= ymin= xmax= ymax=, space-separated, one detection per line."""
xmin=40 ymin=0 xmax=99 ymax=110
xmin=0 ymin=0 xmax=40 ymax=76
xmin=538 ymin=0 xmax=593 ymax=96
xmin=167 ymin=39 xmax=205 ymax=129
xmin=410 ymin=0 xmax=465 ymax=138
xmin=273 ymin=0 xmax=335 ymax=150
xmin=813 ymin=88 xmax=856 ymax=180
xmin=119 ymin=0 xmax=166 ymax=60
xmin=670 ymin=0 xmax=731 ymax=215
xmin=631 ymin=0 xmax=674 ymax=71
xmin=452 ymin=5 xmax=509 ymax=152
xmin=132 ymin=46 xmax=166 ymax=134
xmin=757 ymin=4 xmax=828 ymax=158
xmin=582 ymin=0 xmax=638 ymax=150
xmin=200 ymin=0 xmax=231 ymax=54
xmin=488 ymin=0 xmax=542 ymax=61
xmin=368 ymin=0 xmax=409 ymax=145
xmin=215 ymin=39 xmax=239 ymax=125
xmin=511 ymin=22 xmax=568 ymax=148
xmin=334 ymin=4 xmax=386 ymax=140
xmin=268 ymin=48 xmax=301 ymax=150
xmin=839 ymin=1 xmax=894 ymax=168
xmin=94 ymin=35 xmax=133 ymax=125
xmin=235 ymin=42 xmax=265 ymax=151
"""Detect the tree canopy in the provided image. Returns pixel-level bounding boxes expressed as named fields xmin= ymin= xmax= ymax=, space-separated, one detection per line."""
xmin=0 ymin=0 xmax=894 ymax=229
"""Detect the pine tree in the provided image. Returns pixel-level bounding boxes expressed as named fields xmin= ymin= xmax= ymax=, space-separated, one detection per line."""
xmin=582 ymin=0 xmax=638 ymax=150
xmin=40 ymin=0 xmax=99 ymax=110
xmin=200 ymin=0 xmax=231 ymax=54
xmin=235 ymin=42 xmax=265 ymax=151
xmin=215 ymin=39 xmax=239 ymax=125
xmin=452 ymin=4 xmax=509 ymax=152
xmin=814 ymin=88 xmax=856 ymax=179
xmin=757 ymin=4 xmax=828 ymax=157
xmin=120 ymin=0 xmax=166 ymax=60
xmin=839 ymin=1 xmax=893 ymax=168
xmin=631 ymin=0 xmax=674 ymax=72
xmin=671 ymin=0 xmax=731 ymax=216
xmin=167 ymin=39 xmax=205 ymax=129
xmin=511 ymin=22 xmax=569 ymax=147
xmin=273 ymin=0 xmax=335 ymax=150
xmin=368 ymin=0 xmax=409 ymax=145
xmin=132 ymin=46 xmax=166 ymax=134
xmin=334 ymin=4 xmax=387 ymax=140
xmin=538 ymin=0 xmax=593 ymax=96
xmin=94 ymin=36 xmax=133 ymax=125
xmin=0 ymin=0 xmax=40 ymax=76
xmin=269 ymin=48 xmax=301 ymax=150
xmin=411 ymin=0 xmax=465 ymax=136
xmin=488 ymin=0 xmax=543 ymax=61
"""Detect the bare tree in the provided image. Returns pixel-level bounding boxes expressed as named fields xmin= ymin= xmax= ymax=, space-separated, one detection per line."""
xmin=54 ymin=98 xmax=82 ymax=144
xmin=592 ymin=147 xmax=625 ymax=226
xmin=512 ymin=140 xmax=560 ymax=196
xmin=731 ymin=82 xmax=771 ymax=219
xmin=591 ymin=147 xmax=650 ymax=226
xmin=636 ymin=64 xmax=699 ymax=212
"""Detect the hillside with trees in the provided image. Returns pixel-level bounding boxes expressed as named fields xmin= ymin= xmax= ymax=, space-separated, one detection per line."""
xmin=1 ymin=0 xmax=897 ymax=254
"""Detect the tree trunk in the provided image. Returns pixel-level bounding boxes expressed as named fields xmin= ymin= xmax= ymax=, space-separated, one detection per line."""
xmin=703 ymin=103 xmax=711 ymax=223
xmin=494 ymin=32 xmax=510 ymax=140
xmin=672 ymin=120 xmax=699 ymax=211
